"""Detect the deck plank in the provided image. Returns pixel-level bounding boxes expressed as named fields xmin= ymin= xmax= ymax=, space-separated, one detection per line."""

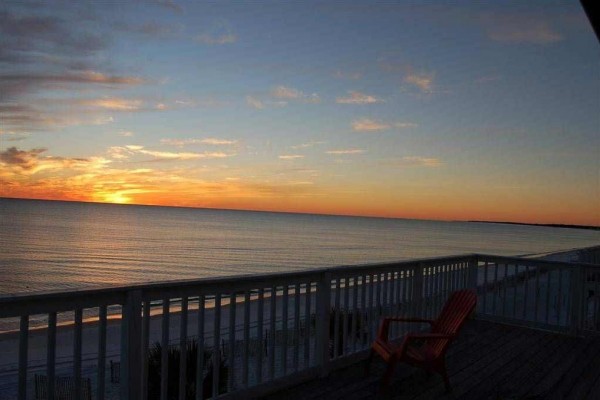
xmin=544 ymin=337 xmax=600 ymax=400
xmin=490 ymin=332 xmax=577 ymax=399
xmin=261 ymin=320 xmax=600 ymax=400
xmin=521 ymin=336 xmax=595 ymax=399
xmin=565 ymin=338 xmax=600 ymax=400
xmin=459 ymin=330 xmax=554 ymax=400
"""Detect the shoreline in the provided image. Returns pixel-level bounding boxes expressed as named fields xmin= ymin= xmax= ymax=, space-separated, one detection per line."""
xmin=469 ymin=220 xmax=600 ymax=231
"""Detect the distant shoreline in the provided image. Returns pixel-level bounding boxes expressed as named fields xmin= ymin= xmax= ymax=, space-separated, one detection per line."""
xmin=469 ymin=220 xmax=600 ymax=231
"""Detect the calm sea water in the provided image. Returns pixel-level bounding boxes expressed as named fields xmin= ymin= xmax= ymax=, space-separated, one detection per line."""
xmin=1 ymin=198 xmax=599 ymax=295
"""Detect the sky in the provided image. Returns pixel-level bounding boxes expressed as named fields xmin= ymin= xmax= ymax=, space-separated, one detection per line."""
xmin=0 ymin=0 xmax=598 ymax=225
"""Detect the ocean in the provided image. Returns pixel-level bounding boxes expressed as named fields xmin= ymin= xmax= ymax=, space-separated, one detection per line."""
xmin=1 ymin=197 xmax=599 ymax=295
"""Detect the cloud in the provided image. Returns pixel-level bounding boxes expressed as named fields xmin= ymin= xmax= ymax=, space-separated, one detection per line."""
xmin=195 ymin=33 xmax=236 ymax=45
xmin=336 ymin=91 xmax=383 ymax=105
xmin=271 ymin=86 xmax=302 ymax=99
xmin=201 ymin=138 xmax=237 ymax=145
xmin=333 ymin=70 xmax=362 ymax=80
xmin=0 ymin=146 xmax=110 ymax=174
xmin=79 ymin=98 xmax=144 ymax=111
xmin=0 ymin=129 xmax=29 ymax=141
xmin=278 ymin=155 xmax=305 ymax=160
xmin=119 ymin=130 xmax=135 ymax=137
xmin=194 ymin=19 xmax=237 ymax=45
xmin=270 ymin=86 xmax=320 ymax=104
xmin=290 ymin=141 xmax=325 ymax=149
xmin=389 ymin=156 xmax=442 ymax=167
xmin=160 ymin=138 xmax=238 ymax=146
xmin=0 ymin=103 xmax=115 ymax=132
xmin=485 ymin=17 xmax=562 ymax=44
xmin=115 ymin=20 xmax=183 ymax=38
xmin=0 ymin=9 xmax=108 ymax=66
xmin=0 ymin=147 xmax=47 ymax=170
xmin=351 ymin=118 xmax=417 ymax=132
xmin=0 ymin=6 xmax=149 ymax=133
xmin=325 ymin=149 xmax=365 ymax=155
xmin=394 ymin=122 xmax=418 ymax=129
xmin=246 ymin=96 xmax=264 ymax=109
xmin=352 ymin=118 xmax=390 ymax=132
xmin=138 ymin=149 xmax=229 ymax=160
xmin=108 ymin=145 xmax=233 ymax=161
xmin=403 ymin=72 xmax=434 ymax=93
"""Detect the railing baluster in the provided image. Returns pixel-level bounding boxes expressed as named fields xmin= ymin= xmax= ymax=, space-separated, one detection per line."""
xmin=141 ymin=301 xmax=151 ymax=398
xmin=454 ymin=263 xmax=459 ymax=291
xmin=493 ymin=263 xmax=499 ymax=315
xmin=443 ymin=264 xmax=451 ymax=300
xmin=228 ymin=293 xmax=236 ymax=391
xmin=370 ymin=274 xmax=377 ymax=342
xmin=360 ymin=275 xmax=367 ymax=348
xmin=534 ymin=266 xmax=540 ymax=322
xmin=333 ymin=278 xmax=341 ymax=359
xmin=257 ymin=288 xmax=265 ymax=383
xmin=483 ymin=262 xmax=488 ymax=314
xmin=303 ymin=283 xmax=311 ymax=368
xmin=179 ymin=297 xmax=189 ymax=400
xmin=595 ymin=273 xmax=600 ymax=330
xmin=342 ymin=277 xmax=349 ymax=354
xmin=243 ymin=291 xmax=250 ymax=387
xmin=502 ymin=263 xmax=508 ymax=317
xmin=212 ymin=293 xmax=222 ymax=400
xmin=47 ymin=312 xmax=57 ymax=400
xmin=523 ymin=265 xmax=529 ymax=320
xmin=427 ymin=266 xmax=434 ymax=317
xmin=294 ymin=283 xmax=301 ymax=371
xmin=512 ymin=264 xmax=517 ymax=318
xmin=269 ymin=286 xmax=276 ymax=380
xmin=557 ymin=268 xmax=563 ymax=326
xmin=432 ymin=266 xmax=439 ymax=314
xmin=196 ymin=295 xmax=205 ymax=400
xmin=546 ymin=269 xmax=551 ymax=325
xmin=376 ymin=273 xmax=382 ymax=317
xmin=161 ymin=298 xmax=170 ymax=400
xmin=74 ymin=308 xmax=83 ymax=400
xmin=18 ymin=315 xmax=28 ymax=400
xmin=97 ymin=305 xmax=107 ymax=400
xmin=389 ymin=272 xmax=395 ymax=315
xmin=351 ymin=276 xmax=358 ymax=352
xmin=282 ymin=285 xmax=289 ymax=374
xmin=382 ymin=272 xmax=388 ymax=317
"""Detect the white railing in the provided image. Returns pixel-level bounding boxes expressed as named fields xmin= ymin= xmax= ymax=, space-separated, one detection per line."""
xmin=1 ymin=246 xmax=598 ymax=400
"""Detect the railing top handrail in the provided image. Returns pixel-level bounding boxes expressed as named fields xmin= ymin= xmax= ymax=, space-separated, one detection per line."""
xmin=1 ymin=248 xmax=599 ymax=306
xmin=476 ymin=253 xmax=600 ymax=269
xmin=0 ymin=253 xmax=477 ymax=305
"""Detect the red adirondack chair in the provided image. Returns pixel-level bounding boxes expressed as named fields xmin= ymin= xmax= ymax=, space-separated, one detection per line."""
xmin=366 ymin=289 xmax=477 ymax=392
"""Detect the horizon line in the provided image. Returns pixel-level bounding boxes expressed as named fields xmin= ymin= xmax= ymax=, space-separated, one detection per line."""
xmin=1 ymin=196 xmax=598 ymax=230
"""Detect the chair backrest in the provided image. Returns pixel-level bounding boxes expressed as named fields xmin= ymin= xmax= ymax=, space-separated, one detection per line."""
xmin=427 ymin=289 xmax=477 ymax=356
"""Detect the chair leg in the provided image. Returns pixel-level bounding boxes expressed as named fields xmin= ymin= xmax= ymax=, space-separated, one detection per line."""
xmin=364 ymin=349 xmax=374 ymax=377
xmin=381 ymin=360 xmax=397 ymax=388
xmin=438 ymin=361 xmax=452 ymax=393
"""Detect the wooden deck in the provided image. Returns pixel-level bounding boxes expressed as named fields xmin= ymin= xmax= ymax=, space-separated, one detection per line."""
xmin=263 ymin=320 xmax=600 ymax=400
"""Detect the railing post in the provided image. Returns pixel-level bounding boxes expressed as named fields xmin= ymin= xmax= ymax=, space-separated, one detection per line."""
xmin=569 ymin=266 xmax=584 ymax=335
xmin=120 ymin=290 xmax=143 ymax=400
xmin=468 ymin=255 xmax=479 ymax=290
xmin=412 ymin=263 xmax=424 ymax=317
xmin=315 ymin=272 xmax=332 ymax=377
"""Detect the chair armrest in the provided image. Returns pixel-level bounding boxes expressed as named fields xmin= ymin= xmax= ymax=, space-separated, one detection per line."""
xmin=377 ymin=318 xmax=435 ymax=342
xmin=383 ymin=317 xmax=435 ymax=325
xmin=392 ymin=333 xmax=454 ymax=358
xmin=405 ymin=333 xmax=453 ymax=340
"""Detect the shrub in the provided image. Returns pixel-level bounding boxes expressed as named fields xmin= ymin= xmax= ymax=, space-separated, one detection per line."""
xmin=147 ymin=339 xmax=228 ymax=399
